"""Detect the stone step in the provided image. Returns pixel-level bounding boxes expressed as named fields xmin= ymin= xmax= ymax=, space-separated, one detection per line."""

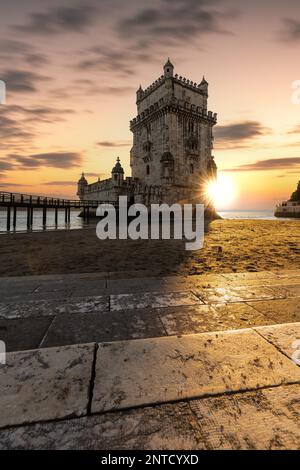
xmin=1 ymin=324 xmax=300 ymax=431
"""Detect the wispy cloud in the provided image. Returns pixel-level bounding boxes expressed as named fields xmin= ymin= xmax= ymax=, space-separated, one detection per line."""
xmin=224 ymin=157 xmax=300 ymax=172
xmin=279 ymin=18 xmax=300 ymax=42
xmin=1 ymin=152 xmax=83 ymax=172
xmin=97 ymin=140 xmax=131 ymax=148
xmin=14 ymin=4 xmax=98 ymax=36
xmin=15 ymin=152 xmax=82 ymax=169
xmin=215 ymin=120 xmax=269 ymax=149
xmin=1 ymin=69 xmax=51 ymax=93
xmin=117 ymin=0 xmax=239 ymax=48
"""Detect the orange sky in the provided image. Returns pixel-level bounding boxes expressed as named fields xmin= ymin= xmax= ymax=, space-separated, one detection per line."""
xmin=1 ymin=0 xmax=300 ymax=209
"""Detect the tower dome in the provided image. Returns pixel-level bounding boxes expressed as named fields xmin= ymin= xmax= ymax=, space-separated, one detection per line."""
xmin=112 ymin=157 xmax=124 ymax=174
xmin=78 ymin=172 xmax=88 ymax=184
xmin=77 ymin=172 xmax=88 ymax=198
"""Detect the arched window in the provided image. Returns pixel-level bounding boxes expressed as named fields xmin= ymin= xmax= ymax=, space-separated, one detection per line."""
xmin=190 ymin=164 xmax=194 ymax=174
xmin=146 ymin=165 xmax=150 ymax=175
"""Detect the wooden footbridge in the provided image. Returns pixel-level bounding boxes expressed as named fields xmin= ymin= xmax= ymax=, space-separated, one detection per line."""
xmin=0 ymin=191 xmax=104 ymax=231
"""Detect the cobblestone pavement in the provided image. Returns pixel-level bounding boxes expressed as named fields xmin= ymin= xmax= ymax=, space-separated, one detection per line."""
xmin=0 ymin=269 xmax=300 ymax=449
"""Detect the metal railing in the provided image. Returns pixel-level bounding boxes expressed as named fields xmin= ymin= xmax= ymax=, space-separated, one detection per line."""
xmin=0 ymin=191 xmax=115 ymax=208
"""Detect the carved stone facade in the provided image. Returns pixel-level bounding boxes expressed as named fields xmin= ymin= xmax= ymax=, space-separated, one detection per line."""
xmin=77 ymin=60 xmax=217 ymax=207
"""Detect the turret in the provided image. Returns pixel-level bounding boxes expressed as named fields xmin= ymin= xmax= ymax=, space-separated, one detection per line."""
xmin=77 ymin=173 xmax=88 ymax=198
xmin=199 ymin=76 xmax=208 ymax=96
xmin=136 ymin=85 xmax=143 ymax=104
xmin=111 ymin=157 xmax=124 ymax=186
xmin=164 ymin=58 xmax=174 ymax=79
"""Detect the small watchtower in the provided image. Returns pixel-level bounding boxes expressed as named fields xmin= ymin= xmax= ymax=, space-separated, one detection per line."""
xmin=111 ymin=157 xmax=124 ymax=186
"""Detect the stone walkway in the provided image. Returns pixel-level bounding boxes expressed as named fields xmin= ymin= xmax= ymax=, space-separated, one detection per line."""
xmin=0 ymin=269 xmax=300 ymax=449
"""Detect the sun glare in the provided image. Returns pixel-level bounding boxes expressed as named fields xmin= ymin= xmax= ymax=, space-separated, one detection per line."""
xmin=205 ymin=174 xmax=236 ymax=209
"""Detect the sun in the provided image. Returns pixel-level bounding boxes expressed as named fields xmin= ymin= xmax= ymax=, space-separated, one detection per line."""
xmin=205 ymin=174 xmax=236 ymax=209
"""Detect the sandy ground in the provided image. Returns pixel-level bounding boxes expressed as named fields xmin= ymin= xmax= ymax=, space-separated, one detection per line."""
xmin=0 ymin=219 xmax=299 ymax=277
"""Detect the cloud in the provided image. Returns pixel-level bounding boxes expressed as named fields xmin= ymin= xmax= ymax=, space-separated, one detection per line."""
xmin=287 ymin=124 xmax=300 ymax=134
xmin=0 ymin=40 xmax=48 ymax=67
xmin=1 ymin=69 xmax=51 ymax=93
xmin=7 ymin=152 xmax=83 ymax=170
xmin=0 ymin=112 xmax=34 ymax=142
xmin=117 ymin=1 xmax=239 ymax=47
xmin=43 ymin=181 xmax=76 ymax=186
xmin=224 ymin=157 xmax=300 ymax=172
xmin=97 ymin=141 xmax=131 ymax=148
xmin=279 ymin=18 xmax=300 ymax=42
xmin=0 ymin=161 xmax=15 ymax=171
xmin=0 ymin=152 xmax=82 ymax=171
xmin=14 ymin=4 xmax=97 ymax=35
xmin=0 ymin=182 xmax=31 ymax=187
xmin=215 ymin=120 xmax=269 ymax=149
xmin=0 ymin=105 xmax=76 ymax=154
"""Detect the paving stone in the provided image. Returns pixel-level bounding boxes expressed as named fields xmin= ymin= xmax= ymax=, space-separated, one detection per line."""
xmin=33 ymin=279 xmax=106 ymax=294
xmin=0 ymin=401 xmax=204 ymax=450
xmin=92 ymin=329 xmax=300 ymax=413
xmin=0 ymin=343 xmax=95 ymax=428
xmin=190 ymin=384 xmax=300 ymax=449
xmin=221 ymin=271 xmax=278 ymax=281
xmin=107 ymin=277 xmax=192 ymax=294
xmin=41 ymin=310 xmax=166 ymax=348
xmin=255 ymin=323 xmax=300 ymax=362
xmin=158 ymin=303 xmax=275 ymax=336
xmin=110 ymin=291 xmax=202 ymax=311
xmin=247 ymin=299 xmax=300 ymax=324
xmin=279 ymin=285 xmax=300 ymax=298
xmin=0 ymin=291 xmax=74 ymax=303
xmin=0 ymin=317 xmax=53 ymax=352
xmin=0 ymin=296 xmax=109 ymax=319
xmin=274 ymin=269 xmax=300 ymax=279
xmin=226 ymin=278 xmax=300 ymax=288
xmin=195 ymin=286 xmax=283 ymax=304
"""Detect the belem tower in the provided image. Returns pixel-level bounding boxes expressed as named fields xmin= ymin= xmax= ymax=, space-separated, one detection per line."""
xmin=77 ymin=59 xmax=218 ymax=209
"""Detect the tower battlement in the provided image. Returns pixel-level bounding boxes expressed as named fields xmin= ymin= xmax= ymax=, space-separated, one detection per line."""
xmin=78 ymin=60 xmax=218 ymax=208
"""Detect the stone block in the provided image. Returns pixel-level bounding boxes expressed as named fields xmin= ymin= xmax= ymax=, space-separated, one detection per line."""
xmin=92 ymin=329 xmax=300 ymax=413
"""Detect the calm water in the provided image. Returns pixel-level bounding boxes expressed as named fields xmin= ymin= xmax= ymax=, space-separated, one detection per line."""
xmin=0 ymin=209 xmax=95 ymax=233
xmin=219 ymin=210 xmax=276 ymax=220
xmin=0 ymin=208 xmax=294 ymax=233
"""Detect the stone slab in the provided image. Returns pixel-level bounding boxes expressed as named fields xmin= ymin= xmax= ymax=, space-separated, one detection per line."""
xmin=41 ymin=310 xmax=166 ymax=348
xmin=0 ymin=343 xmax=95 ymax=428
xmin=33 ymin=279 xmax=106 ymax=294
xmin=194 ymin=286 xmax=284 ymax=304
xmin=110 ymin=291 xmax=202 ymax=311
xmin=247 ymin=298 xmax=300 ymax=324
xmin=0 ymin=401 xmax=203 ymax=450
xmin=92 ymin=329 xmax=300 ymax=413
xmin=158 ymin=303 xmax=275 ymax=336
xmin=254 ymin=322 xmax=300 ymax=362
xmin=0 ymin=317 xmax=53 ymax=352
xmin=279 ymin=285 xmax=300 ymax=298
xmin=190 ymin=384 xmax=300 ymax=449
xmin=221 ymin=271 xmax=278 ymax=281
xmin=0 ymin=295 xmax=109 ymax=319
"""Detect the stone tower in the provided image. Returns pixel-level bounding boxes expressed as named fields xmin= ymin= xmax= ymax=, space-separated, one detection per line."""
xmin=77 ymin=173 xmax=88 ymax=197
xmin=130 ymin=59 xmax=217 ymax=204
xmin=111 ymin=157 xmax=124 ymax=187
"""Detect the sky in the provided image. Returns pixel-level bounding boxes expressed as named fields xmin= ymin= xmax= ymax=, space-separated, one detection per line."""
xmin=0 ymin=0 xmax=300 ymax=209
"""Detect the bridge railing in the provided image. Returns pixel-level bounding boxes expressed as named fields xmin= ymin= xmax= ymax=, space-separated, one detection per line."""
xmin=0 ymin=191 xmax=116 ymax=208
